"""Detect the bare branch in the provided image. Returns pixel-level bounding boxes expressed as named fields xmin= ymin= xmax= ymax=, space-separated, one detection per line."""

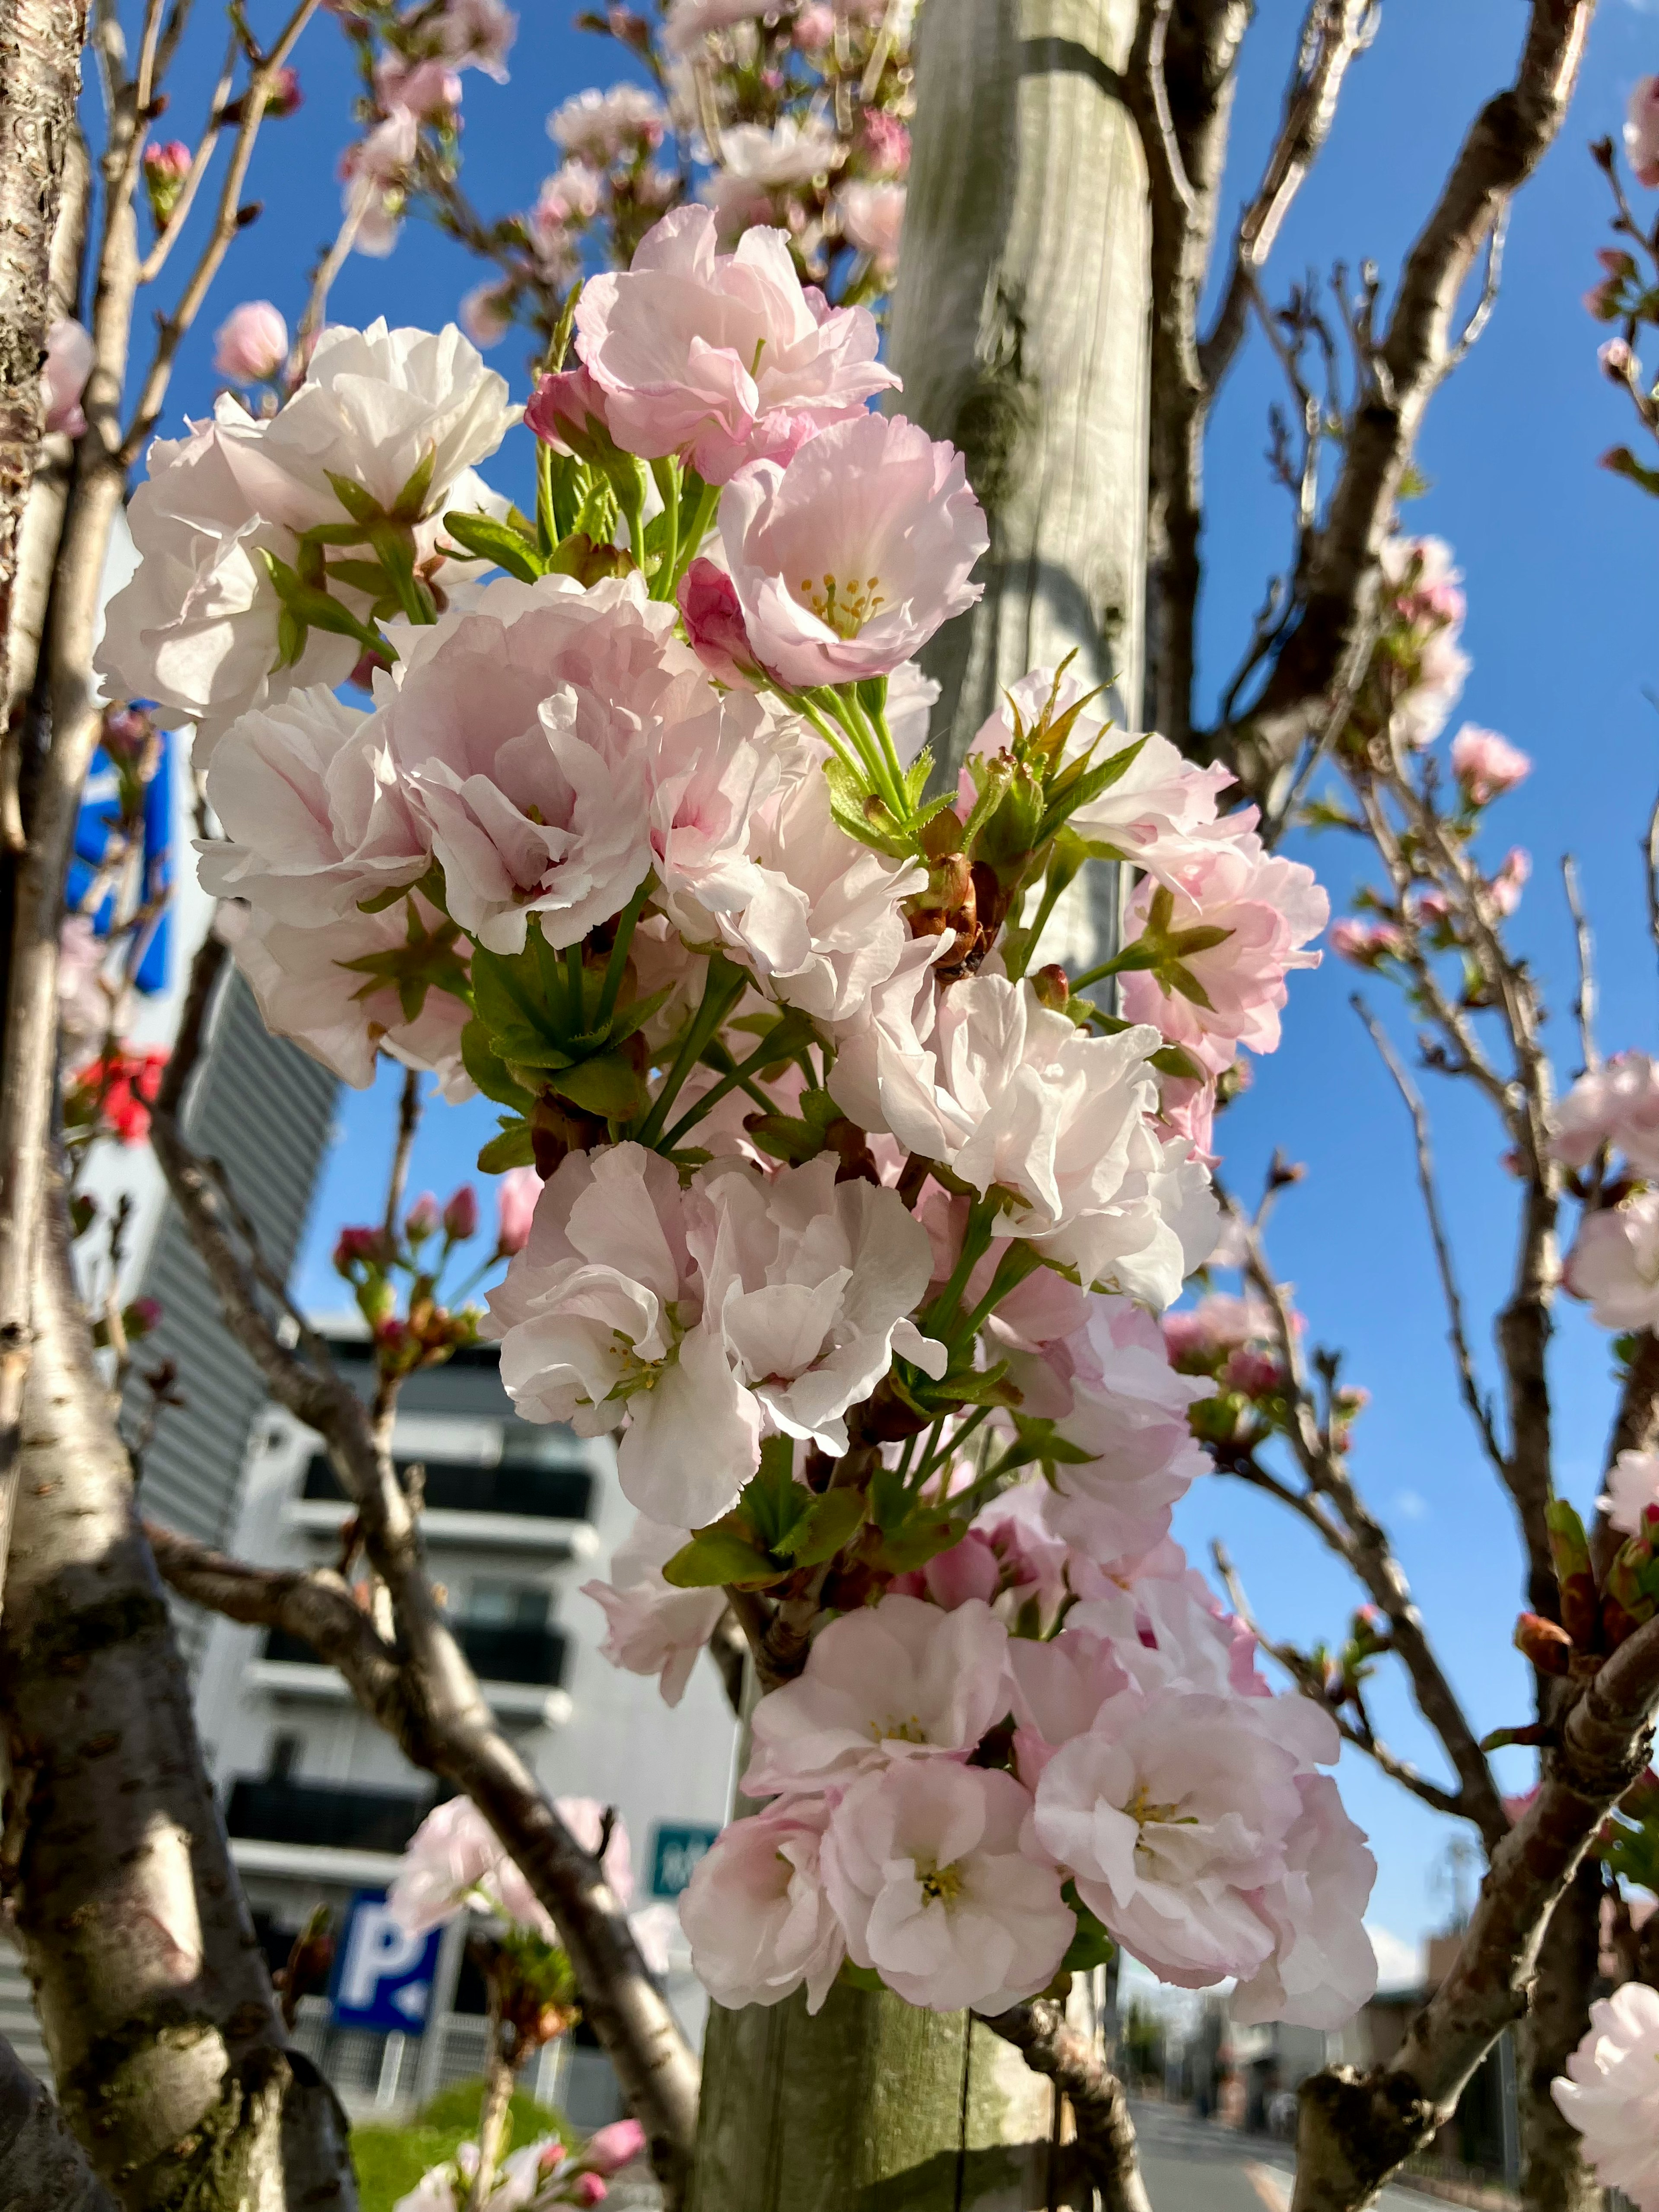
xmin=1227 ymin=0 xmax=1593 ymax=795
xmin=134 ymin=32 xmax=238 ymax=286
xmin=1212 ymin=1543 xmax=1468 ymax=1824
xmin=150 ymin=936 xmax=700 ymax=2196
xmin=383 ymin=1063 xmax=423 ymax=1245
xmin=1199 ymin=0 xmax=1379 ymax=391
xmin=1444 ymin=205 xmax=1507 ymax=372
xmin=1646 ymin=785 xmax=1659 ymax=979
xmin=1560 ymin=852 xmax=1597 ymax=1075
xmin=1353 ymin=993 xmax=1506 ymax=1477
xmin=1292 ymin=1611 xmax=1659 ymax=2210
xmin=1142 ymin=0 xmax=1197 ymax=217
xmin=981 ymin=2000 xmax=1152 ymax=2212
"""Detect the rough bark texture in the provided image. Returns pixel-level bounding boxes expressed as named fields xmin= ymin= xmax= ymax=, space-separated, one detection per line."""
xmin=0 ymin=1179 xmax=355 ymax=2212
xmin=688 ymin=1984 xmax=1067 ymax=2212
xmin=888 ymin=0 xmax=1148 ymax=973
xmin=1516 ymin=1864 xmax=1600 ymax=2212
xmin=983 ymin=1999 xmax=1151 ymax=2212
xmin=0 ymin=0 xmax=88 ymax=725
xmin=0 ymin=2025 xmax=119 ymax=2211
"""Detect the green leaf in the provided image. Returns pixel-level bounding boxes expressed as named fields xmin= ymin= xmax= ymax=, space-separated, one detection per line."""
xmin=775 ymin=1486 xmax=865 ymax=1567
xmin=477 ymin=1118 xmax=536 ymax=1173
xmin=735 ymin=1438 xmax=808 ymax=1553
xmin=388 ymin=443 xmax=438 ymax=524
xmin=871 ymin=1511 xmax=968 ymax=1574
xmin=1059 ymin=1882 xmax=1115 ymax=1974
xmin=1148 ymin=1042 xmax=1207 ymax=1082
xmin=325 ymin=558 xmax=397 ymax=597
xmin=324 ymin=469 xmax=384 ymax=525
xmin=546 ymin=1052 xmax=643 ymax=1119
xmin=661 ymin=1528 xmax=784 ymax=1589
xmin=461 ymin=1019 xmax=536 ymax=1111
xmin=443 ymin=508 xmax=546 ymax=584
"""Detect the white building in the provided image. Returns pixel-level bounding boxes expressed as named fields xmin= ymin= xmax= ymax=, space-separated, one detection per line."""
xmin=192 ymin=1326 xmax=737 ymax=2124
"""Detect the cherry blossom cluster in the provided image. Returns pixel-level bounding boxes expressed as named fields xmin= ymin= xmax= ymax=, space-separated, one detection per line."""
xmin=321 ymin=0 xmax=912 ymax=359
xmin=678 ymin=1577 xmax=1376 ymax=2022
xmin=1584 ymin=75 xmax=1659 ymax=504
xmin=395 ymin=2123 xmax=647 ymax=2211
xmin=1552 ymin=1981 xmax=1659 ymax=2211
xmin=104 ymin=204 xmax=1351 ymax=2025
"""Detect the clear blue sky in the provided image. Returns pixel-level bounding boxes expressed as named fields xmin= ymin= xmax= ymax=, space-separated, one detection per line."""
xmin=131 ymin=0 xmax=1659 ymax=1964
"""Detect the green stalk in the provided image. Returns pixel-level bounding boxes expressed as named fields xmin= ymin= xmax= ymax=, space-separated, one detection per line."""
xmin=825 ymin=687 xmax=909 ymax=823
xmin=912 ymin=1406 xmax=991 ymax=1493
xmin=921 ymin=1201 xmax=997 ymax=1342
xmin=564 ymin=941 xmax=585 ymax=1026
xmin=536 ymin=435 xmax=556 ymax=557
xmin=673 ymin=476 xmax=721 ymax=589
xmin=1007 ymin=864 xmax=1071 ymax=981
xmin=660 ymin=1027 xmax=788 ymax=1148
xmin=959 ymin=1241 xmax=1044 ymax=1340
xmin=794 ymin=695 xmax=868 ymax=784
xmin=593 ymin=870 xmax=655 ymax=1030
xmin=635 ymin=954 xmax=748 ymax=1147
xmin=650 ymin=458 xmax=680 ymax=600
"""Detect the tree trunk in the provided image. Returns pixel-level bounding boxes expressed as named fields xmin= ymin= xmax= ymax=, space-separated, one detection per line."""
xmin=687 ymin=7 xmax=1152 ymax=2200
xmin=1517 ymin=1865 xmax=1601 ymax=2212
xmin=688 ymin=1983 xmax=1068 ymax=2212
xmin=0 ymin=1174 xmax=356 ymax=2212
xmin=0 ymin=0 xmax=88 ymax=722
xmin=0 ymin=2024 xmax=120 ymax=2211
xmin=888 ymin=0 xmax=1149 ymax=973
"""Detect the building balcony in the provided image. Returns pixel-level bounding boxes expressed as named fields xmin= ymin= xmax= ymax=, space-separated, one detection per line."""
xmin=249 ymin=1621 xmax=573 ymax=1729
xmin=225 ymin=1776 xmax=432 ymax=1882
xmin=283 ymin=1453 xmax=600 ymax=1563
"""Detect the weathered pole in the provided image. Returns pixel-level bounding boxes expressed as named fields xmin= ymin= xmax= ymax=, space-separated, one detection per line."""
xmin=687 ymin=1 xmax=1151 ymax=2200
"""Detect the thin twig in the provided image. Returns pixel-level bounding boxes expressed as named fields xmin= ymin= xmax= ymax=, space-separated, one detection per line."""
xmin=135 ymin=32 xmax=238 ymax=286
xmin=1144 ymin=0 xmax=1196 ymax=216
xmin=383 ymin=1064 xmax=422 ymax=1244
xmin=1444 ymin=207 xmax=1508 ymax=373
xmin=1561 ymin=853 xmax=1598 ymax=1075
xmin=1352 ymin=993 xmax=1506 ymax=1477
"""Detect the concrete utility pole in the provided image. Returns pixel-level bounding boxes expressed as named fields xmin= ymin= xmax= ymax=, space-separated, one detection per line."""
xmin=687 ymin=2 xmax=1151 ymax=2199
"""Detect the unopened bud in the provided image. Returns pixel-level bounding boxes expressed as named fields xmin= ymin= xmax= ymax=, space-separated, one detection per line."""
xmin=1032 ymin=964 xmax=1069 ymax=1011
xmin=442 ymin=1185 xmax=478 ymax=1240
xmin=1513 ymin=1612 xmax=1573 ymax=1676
xmin=404 ymin=1192 xmax=440 ymax=1241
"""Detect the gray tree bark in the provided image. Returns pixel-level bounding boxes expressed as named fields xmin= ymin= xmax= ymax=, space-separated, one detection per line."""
xmin=887 ymin=0 xmax=1149 ymax=975
xmin=0 ymin=1176 xmax=356 ymax=2212
xmin=0 ymin=0 xmax=88 ymax=726
xmin=0 ymin=2024 xmax=119 ymax=2212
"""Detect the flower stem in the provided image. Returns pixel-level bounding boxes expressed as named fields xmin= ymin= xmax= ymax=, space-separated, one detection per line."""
xmin=593 ymin=870 xmax=655 ymax=1031
xmin=650 ymin=458 xmax=680 ymax=599
xmin=672 ymin=474 xmax=720 ymax=591
xmin=661 ymin=1026 xmax=790 ymax=1149
xmin=922 ymin=1200 xmax=997 ymax=1341
xmin=635 ymin=953 xmax=748 ymax=1147
xmin=959 ymin=1241 xmax=1044 ymax=1339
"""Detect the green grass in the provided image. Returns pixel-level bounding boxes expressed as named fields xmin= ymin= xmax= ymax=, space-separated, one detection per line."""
xmin=350 ymin=2079 xmax=572 ymax=2212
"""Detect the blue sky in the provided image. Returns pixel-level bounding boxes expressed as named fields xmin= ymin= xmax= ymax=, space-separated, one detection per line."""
xmin=128 ymin=0 xmax=1659 ymax=1961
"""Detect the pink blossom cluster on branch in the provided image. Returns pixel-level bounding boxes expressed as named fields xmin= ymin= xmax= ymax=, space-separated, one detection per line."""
xmin=103 ymin=206 xmax=1354 ymax=2029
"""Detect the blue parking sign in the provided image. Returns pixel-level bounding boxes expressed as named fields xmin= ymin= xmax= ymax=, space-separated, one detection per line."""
xmin=331 ymin=1890 xmax=442 ymax=2033
xmin=650 ymin=1824 xmax=720 ymax=1900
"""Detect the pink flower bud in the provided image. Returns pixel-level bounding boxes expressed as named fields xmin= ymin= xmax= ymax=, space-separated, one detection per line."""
xmin=676 ymin=557 xmax=760 ymax=686
xmin=212 ymin=301 xmax=288 ymax=385
xmin=1600 ymin=336 xmax=1636 ymax=380
xmin=460 ymin=279 xmax=514 ymax=349
xmin=143 ymin=140 xmax=192 ymax=182
xmin=1329 ymin=916 xmax=1404 ymax=966
xmin=41 ymin=318 xmax=92 ymax=437
xmin=405 ymin=1192 xmax=441 ymax=1241
xmin=333 ymin=1224 xmax=388 ymax=1271
xmin=494 ymin=1165 xmax=541 ymax=1256
xmin=129 ymin=1297 xmax=163 ymax=1335
xmin=571 ymin=2179 xmax=607 ymax=2207
xmin=1627 ymin=74 xmax=1659 ymax=190
xmin=1448 ymin=723 xmax=1530 ymax=806
xmin=1487 ymin=845 xmax=1530 ymax=919
xmin=442 ymin=1184 xmax=479 ymax=1240
xmin=524 ymin=365 xmax=614 ymax=461
xmin=268 ymin=65 xmax=303 ymax=115
xmin=101 ymin=704 xmax=154 ymax=763
xmin=580 ymin=2120 xmax=645 ymax=2176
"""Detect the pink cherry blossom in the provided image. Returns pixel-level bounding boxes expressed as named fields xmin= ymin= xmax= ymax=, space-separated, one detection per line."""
xmin=41 ymin=318 xmax=93 ymax=436
xmin=548 ymin=84 xmax=667 ymax=164
xmin=1485 ymin=845 xmax=1530 ymax=919
xmin=1606 ymin=1450 xmax=1659 ymax=1539
xmin=224 ymin=896 xmax=472 ymax=1096
xmin=645 ymin=674 xmax=781 ymax=916
xmin=688 ymin=768 xmax=925 ymax=1024
xmin=1119 ymin=823 xmax=1328 ymax=1075
xmin=1162 ymin=1291 xmax=1282 ymax=1372
xmin=387 ymin=1794 xmax=555 ymax=1938
xmin=1329 ymin=917 xmax=1405 ymax=966
xmin=1448 ymin=723 xmax=1530 ymax=805
xmin=830 ymin=969 xmax=1219 ymax=1305
xmin=380 ymin=572 xmax=684 ymax=954
xmin=524 ymin=365 xmax=615 ymax=459
xmin=375 ymin=54 xmax=463 ymax=116
xmin=821 ymin=1762 xmax=1074 ymax=2012
xmin=1551 ymin=1981 xmax=1659 ymax=2207
xmin=859 ymin=110 xmax=911 ymax=178
xmin=792 ymin=3 xmax=834 ymax=47
xmin=686 ymin=1156 xmax=944 ymax=1456
xmin=1378 ymin=534 xmax=1470 ymax=747
xmin=460 ymin=280 xmax=513 ymax=350
xmin=836 ymin=181 xmax=905 ymax=273
xmin=744 ymin=1592 xmax=1009 ymax=1796
xmin=1551 ymin=1052 xmax=1659 ymax=1175
xmin=678 ymin=1797 xmax=845 ymax=2010
xmin=721 ymin=410 xmax=986 ymax=685
xmin=1007 ymin=1625 xmax=1132 ymax=1790
xmin=1230 ymin=1773 xmax=1378 ymax=2029
xmin=663 ymin=0 xmax=776 ymax=52
xmin=575 ymin=206 xmax=897 ymax=483
xmin=486 ymin=1143 xmax=761 ymax=1528
xmin=580 ymin=1513 xmax=727 ymax=1706
xmin=1628 ymin=76 xmax=1659 ymax=191
xmin=1033 ymin=1684 xmax=1307 ymax=1987
xmin=495 ymin=1166 xmax=542 ymax=1257
xmin=212 ymin=301 xmax=288 ymax=385
xmin=197 ymin=684 xmax=429 ymax=922
xmin=438 ymin=0 xmax=515 ymax=79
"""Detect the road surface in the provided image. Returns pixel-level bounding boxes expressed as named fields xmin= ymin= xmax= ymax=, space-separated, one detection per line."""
xmin=1130 ymin=2101 xmax=1433 ymax=2212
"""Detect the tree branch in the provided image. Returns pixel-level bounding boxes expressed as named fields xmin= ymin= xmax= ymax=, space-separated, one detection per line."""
xmin=981 ymin=2000 xmax=1152 ymax=2212
xmin=1292 ymin=1610 xmax=1659 ymax=2211
xmin=1353 ymin=993 xmax=1506 ymax=1479
xmin=1225 ymin=0 xmax=1592 ymax=795
xmin=149 ymin=937 xmax=700 ymax=2202
xmin=0 ymin=2028 xmax=118 ymax=2212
